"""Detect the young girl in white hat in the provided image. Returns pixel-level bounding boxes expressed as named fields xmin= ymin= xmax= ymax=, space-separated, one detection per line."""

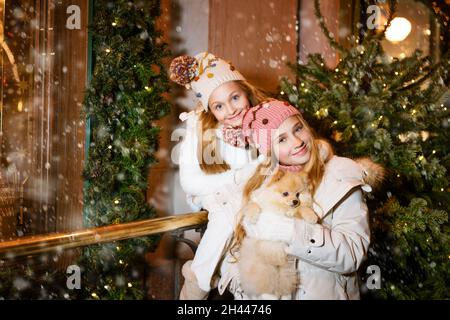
xmin=230 ymin=99 xmax=384 ymax=299
xmin=169 ymin=52 xmax=268 ymax=299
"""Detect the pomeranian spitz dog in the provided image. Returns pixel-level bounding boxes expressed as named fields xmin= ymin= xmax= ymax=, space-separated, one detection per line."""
xmin=237 ymin=170 xmax=318 ymax=299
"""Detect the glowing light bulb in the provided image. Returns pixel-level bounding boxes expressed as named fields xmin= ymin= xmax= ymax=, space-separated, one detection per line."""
xmin=386 ymin=17 xmax=412 ymax=42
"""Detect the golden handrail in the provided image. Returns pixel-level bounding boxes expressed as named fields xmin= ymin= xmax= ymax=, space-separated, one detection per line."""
xmin=0 ymin=211 xmax=208 ymax=258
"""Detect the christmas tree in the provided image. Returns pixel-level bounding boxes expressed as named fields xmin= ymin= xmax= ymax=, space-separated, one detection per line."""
xmin=280 ymin=0 xmax=449 ymax=299
xmin=81 ymin=0 xmax=170 ymax=299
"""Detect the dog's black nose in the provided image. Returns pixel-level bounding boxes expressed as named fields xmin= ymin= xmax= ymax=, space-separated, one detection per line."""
xmin=292 ymin=200 xmax=299 ymax=206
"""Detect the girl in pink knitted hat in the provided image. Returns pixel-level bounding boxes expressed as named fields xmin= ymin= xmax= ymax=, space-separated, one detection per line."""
xmin=170 ymin=52 xmax=269 ymax=299
xmin=229 ymin=99 xmax=384 ymax=299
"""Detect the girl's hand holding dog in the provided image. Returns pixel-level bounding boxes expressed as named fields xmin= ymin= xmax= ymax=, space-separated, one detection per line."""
xmin=244 ymin=212 xmax=296 ymax=243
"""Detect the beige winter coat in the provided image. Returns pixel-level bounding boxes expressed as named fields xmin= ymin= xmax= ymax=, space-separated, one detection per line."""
xmin=219 ymin=155 xmax=372 ymax=299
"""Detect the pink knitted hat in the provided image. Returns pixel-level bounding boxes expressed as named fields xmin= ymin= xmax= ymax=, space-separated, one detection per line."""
xmin=242 ymin=99 xmax=301 ymax=155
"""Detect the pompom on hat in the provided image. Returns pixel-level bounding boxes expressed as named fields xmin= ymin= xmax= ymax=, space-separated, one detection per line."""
xmin=169 ymin=52 xmax=245 ymax=111
xmin=242 ymin=99 xmax=301 ymax=155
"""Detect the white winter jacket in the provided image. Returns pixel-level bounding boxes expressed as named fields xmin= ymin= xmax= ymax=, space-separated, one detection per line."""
xmin=178 ymin=110 xmax=257 ymax=292
xmin=219 ymin=155 xmax=372 ymax=299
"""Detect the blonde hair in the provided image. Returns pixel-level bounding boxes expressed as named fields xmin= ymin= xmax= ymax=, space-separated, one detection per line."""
xmin=198 ymin=80 xmax=269 ymax=174
xmin=230 ymin=115 xmax=332 ymax=256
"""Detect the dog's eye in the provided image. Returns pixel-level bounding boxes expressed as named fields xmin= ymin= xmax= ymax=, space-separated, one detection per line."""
xmin=282 ymin=192 xmax=289 ymax=197
xmin=296 ymin=192 xmax=300 ymax=198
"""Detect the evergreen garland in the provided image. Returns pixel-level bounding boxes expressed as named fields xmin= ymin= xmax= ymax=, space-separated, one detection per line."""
xmin=80 ymin=0 xmax=170 ymax=299
xmin=281 ymin=0 xmax=449 ymax=299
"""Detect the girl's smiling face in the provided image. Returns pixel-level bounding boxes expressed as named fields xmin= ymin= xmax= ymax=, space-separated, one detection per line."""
xmin=208 ymin=81 xmax=250 ymax=127
xmin=272 ymin=115 xmax=313 ymax=166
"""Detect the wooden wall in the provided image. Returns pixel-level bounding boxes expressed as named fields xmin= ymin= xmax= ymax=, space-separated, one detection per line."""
xmin=209 ymin=0 xmax=298 ymax=93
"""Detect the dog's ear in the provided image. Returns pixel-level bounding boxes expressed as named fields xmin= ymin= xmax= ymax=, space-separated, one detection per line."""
xmin=293 ymin=172 xmax=311 ymax=193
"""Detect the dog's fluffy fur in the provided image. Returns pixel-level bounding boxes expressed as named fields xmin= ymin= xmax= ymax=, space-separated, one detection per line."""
xmin=237 ymin=171 xmax=317 ymax=299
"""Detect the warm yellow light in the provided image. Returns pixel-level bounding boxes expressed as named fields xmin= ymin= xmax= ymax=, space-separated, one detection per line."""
xmin=386 ymin=17 xmax=412 ymax=42
xmin=17 ymin=100 xmax=23 ymax=112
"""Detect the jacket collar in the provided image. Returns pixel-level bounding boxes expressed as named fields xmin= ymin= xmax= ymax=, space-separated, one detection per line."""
xmin=313 ymin=156 xmax=371 ymax=219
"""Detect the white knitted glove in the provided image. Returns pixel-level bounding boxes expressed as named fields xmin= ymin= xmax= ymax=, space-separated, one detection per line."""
xmin=243 ymin=212 xmax=295 ymax=243
xmin=234 ymin=154 xmax=266 ymax=185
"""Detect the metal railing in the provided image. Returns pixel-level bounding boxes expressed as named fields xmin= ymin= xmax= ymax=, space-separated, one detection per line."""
xmin=0 ymin=211 xmax=208 ymax=258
